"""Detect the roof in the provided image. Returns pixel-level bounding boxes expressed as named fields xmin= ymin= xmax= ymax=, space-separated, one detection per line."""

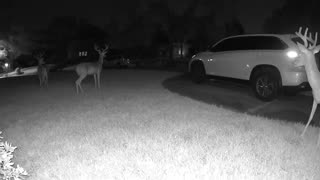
xmin=225 ymin=34 xmax=297 ymax=39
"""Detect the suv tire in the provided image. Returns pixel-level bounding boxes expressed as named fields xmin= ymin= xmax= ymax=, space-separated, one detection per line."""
xmin=191 ymin=62 xmax=206 ymax=83
xmin=251 ymin=69 xmax=281 ymax=101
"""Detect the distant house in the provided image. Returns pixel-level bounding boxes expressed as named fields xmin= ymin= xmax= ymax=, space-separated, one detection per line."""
xmin=156 ymin=42 xmax=191 ymax=59
xmin=67 ymin=39 xmax=97 ymax=60
xmin=171 ymin=42 xmax=191 ymax=59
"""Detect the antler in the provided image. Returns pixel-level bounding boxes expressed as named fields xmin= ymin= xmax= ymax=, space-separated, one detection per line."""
xmin=94 ymin=44 xmax=100 ymax=52
xmin=102 ymin=44 xmax=109 ymax=53
xmin=34 ymin=51 xmax=45 ymax=60
xmin=296 ymin=27 xmax=318 ymax=49
xmin=94 ymin=44 xmax=109 ymax=54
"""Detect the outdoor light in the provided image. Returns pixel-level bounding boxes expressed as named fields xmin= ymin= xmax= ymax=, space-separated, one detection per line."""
xmin=4 ymin=63 xmax=8 ymax=68
xmin=287 ymin=50 xmax=298 ymax=59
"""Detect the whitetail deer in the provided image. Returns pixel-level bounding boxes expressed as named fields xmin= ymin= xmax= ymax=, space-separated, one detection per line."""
xmin=35 ymin=52 xmax=48 ymax=88
xmin=75 ymin=44 xmax=109 ymax=93
xmin=295 ymin=27 xmax=320 ymax=146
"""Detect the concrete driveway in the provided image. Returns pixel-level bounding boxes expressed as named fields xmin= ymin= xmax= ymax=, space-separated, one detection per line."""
xmin=162 ymin=74 xmax=319 ymax=126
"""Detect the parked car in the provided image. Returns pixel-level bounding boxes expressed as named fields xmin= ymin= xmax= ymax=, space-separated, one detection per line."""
xmin=189 ymin=34 xmax=310 ymax=101
xmin=103 ymin=54 xmax=132 ymax=68
xmin=103 ymin=49 xmax=134 ymax=68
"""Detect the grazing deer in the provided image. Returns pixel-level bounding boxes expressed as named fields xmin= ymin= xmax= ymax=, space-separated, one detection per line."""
xmin=35 ymin=52 xmax=48 ymax=88
xmin=75 ymin=44 xmax=109 ymax=93
xmin=295 ymin=27 xmax=320 ymax=146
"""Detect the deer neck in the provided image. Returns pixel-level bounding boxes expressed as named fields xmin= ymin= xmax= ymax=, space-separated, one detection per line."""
xmin=98 ymin=55 xmax=104 ymax=67
xmin=304 ymin=55 xmax=320 ymax=91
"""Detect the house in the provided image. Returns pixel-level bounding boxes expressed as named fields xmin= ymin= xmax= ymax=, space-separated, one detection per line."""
xmin=171 ymin=42 xmax=191 ymax=59
xmin=67 ymin=39 xmax=97 ymax=60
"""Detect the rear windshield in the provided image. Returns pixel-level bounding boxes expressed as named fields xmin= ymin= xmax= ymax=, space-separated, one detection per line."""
xmin=291 ymin=37 xmax=303 ymax=44
xmin=291 ymin=37 xmax=313 ymax=46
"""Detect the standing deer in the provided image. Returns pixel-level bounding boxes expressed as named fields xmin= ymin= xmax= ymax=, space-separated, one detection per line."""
xmin=294 ymin=27 xmax=320 ymax=146
xmin=35 ymin=52 xmax=48 ymax=88
xmin=75 ymin=44 xmax=109 ymax=93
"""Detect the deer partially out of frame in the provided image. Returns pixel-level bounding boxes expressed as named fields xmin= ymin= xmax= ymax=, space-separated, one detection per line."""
xmin=35 ymin=52 xmax=48 ymax=88
xmin=295 ymin=27 xmax=320 ymax=146
xmin=75 ymin=44 xmax=109 ymax=93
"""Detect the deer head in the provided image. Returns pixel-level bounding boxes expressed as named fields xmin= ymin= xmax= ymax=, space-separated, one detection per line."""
xmin=295 ymin=27 xmax=320 ymax=67
xmin=94 ymin=44 xmax=109 ymax=58
xmin=34 ymin=52 xmax=45 ymax=65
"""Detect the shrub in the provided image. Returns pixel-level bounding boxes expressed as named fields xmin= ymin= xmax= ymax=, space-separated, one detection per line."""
xmin=0 ymin=131 xmax=28 ymax=180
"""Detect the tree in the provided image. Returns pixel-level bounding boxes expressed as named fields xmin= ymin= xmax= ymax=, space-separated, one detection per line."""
xmin=108 ymin=0 xmax=219 ymax=51
xmin=45 ymin=16 xmax=79 ymax=62
xmin=76 ymin=22 xmax=108 ymax=42
xmin=151 ymin=24 xmax=169 ymax=46
xmin=47 ymin=16 xmax=78 ymax=41
xmin=263 ymin=0 xmax=320 ymax=33
xmin=224 ymin=17 xmax=245 ymax=37
xmin=0 ymin=25 xmax=43 ymax=69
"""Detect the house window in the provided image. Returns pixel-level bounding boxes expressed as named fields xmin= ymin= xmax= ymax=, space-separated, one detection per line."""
xmin=79 ymin=51 xmax=88 ymax=57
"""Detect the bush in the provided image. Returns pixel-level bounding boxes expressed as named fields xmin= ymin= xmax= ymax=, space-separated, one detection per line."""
xmin=13 ymin=55 xmax=37 ymax=68
xmin=0 ymin=131 xmax=28 ymax=180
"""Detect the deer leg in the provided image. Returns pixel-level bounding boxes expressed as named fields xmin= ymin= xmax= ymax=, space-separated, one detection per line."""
xmin=318 ymin=130 xmax=320 ymax=147
xmin=46 ymin=74 xmax=49 ymax=87
xmin=43 ymin=71 xmax=48 ymax=88
xmin=97 ymin=73 xmax=101 ymax=88
xmin=75 ymin=81 xmax=79 ymax=93
xmin=301 ymin=99 xmax=317 ymax=136
xmin=39 ymin=77 xmax=43 ymax=88
xmin=94 ymin=74 xmax=97 ymax=88
xmin=76 ymin=75 xmax=86 ymax=93
xmin=45 ymin=75 xmax=48 ymax=88
xmin=38 ymin=74 xmax=41 ymax=87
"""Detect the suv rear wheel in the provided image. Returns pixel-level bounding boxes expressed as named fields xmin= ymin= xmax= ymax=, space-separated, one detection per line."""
xmin=191 ymin=62 xmax=206 ymax=83
xmin=251 ymin=69 xmax=281 ymax=101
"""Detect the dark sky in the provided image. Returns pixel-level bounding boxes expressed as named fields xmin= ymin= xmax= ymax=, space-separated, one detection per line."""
xmin=1 ymin=0 xmax=285 ymax=33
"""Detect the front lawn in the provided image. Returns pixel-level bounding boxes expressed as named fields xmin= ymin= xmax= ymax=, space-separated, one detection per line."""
xmin=0 ymin=70 xmax=319 ymax=180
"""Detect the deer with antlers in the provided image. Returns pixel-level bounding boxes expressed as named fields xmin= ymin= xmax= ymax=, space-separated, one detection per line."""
xmin=35 ymin=52 xmax=49 ymax=88
xmin=294 ymin=27 xmax=320 ymax=146
xmin=75 ymin=44 xmax=109 ymax=93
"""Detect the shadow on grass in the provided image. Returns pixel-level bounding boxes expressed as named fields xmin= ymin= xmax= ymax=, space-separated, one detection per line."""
xmin=162 ymin=73 xmax=320 ymax=126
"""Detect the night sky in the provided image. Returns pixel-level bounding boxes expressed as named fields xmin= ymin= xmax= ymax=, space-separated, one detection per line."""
xmin=1 ymin=0 xmax=285 ymax=33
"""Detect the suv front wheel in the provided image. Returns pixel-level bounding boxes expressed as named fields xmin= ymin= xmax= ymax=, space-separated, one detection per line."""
xmin=191 ymin=62 xmax=206 ymax=83
xmin=252 ymin=69 xmax=281 ymax=101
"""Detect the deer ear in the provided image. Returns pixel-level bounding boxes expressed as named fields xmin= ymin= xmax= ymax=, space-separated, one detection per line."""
xmin=313 ymin=46 xmax=320 ymax=54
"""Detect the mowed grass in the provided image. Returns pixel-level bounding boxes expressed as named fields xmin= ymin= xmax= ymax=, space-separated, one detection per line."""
xmin=0 ymin=69 xmax=320 ymax=180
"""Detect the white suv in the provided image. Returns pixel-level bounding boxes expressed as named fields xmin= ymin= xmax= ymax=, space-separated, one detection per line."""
xmin=189 ymin=34 xmax=311 ymax=101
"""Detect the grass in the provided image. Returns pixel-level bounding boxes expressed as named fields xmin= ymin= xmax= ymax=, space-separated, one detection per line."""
xmin=0 ymin=69 xmax=320 ymax=180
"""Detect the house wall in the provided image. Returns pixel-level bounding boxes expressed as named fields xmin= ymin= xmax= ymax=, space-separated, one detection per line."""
xmin=172 ymin=43 xmax=190 ymax=59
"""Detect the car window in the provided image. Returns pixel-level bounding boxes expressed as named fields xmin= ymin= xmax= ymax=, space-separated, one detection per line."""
xmin=209 ymin=38 xmax=243 ymax=52
xmin=291 ymin=37 xmax=310 ymax=46
xmin=210 ymin=36 xmax=288 ymax=52
xmin=251 ymin=36 xmax=288 ymax=50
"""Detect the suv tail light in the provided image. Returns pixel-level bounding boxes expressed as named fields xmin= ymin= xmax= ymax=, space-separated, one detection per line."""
xmin=286 ymin=50 xmax=298 ymax=59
